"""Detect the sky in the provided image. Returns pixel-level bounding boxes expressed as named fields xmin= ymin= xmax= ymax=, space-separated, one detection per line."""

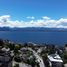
xmin=0 ymin=0 xmax=67 ymax=28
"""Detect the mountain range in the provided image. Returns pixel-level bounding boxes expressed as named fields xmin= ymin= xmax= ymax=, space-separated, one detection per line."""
xmin=0 ymin=27 xmax=67 ymax=32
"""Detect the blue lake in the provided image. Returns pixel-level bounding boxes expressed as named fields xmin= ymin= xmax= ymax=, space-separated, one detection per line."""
xmin=0 ymin=31 xmax=67 ymax=45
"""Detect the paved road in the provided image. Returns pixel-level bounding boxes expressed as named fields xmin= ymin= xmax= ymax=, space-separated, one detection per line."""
xmin=13 ymin=61 xmax=31 ymax=67
xmin=22 ymin=47 xmax=45 ymax=67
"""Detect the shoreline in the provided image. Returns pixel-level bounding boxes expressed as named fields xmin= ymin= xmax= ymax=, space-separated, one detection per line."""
xmin=0 ymin=39 xmax=65 ymax=47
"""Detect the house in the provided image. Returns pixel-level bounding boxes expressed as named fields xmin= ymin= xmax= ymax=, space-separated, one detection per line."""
xmin=48 ymin=54 xmax=63 ymax=67
xmin=1 ymin=47 xmax=10 ymax=52
xmin=0 ymin=55 xmax=12 ymax=67
xmin=0 ymin=50 xmax=13 ymax=67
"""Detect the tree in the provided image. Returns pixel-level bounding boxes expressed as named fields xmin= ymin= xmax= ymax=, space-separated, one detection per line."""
xmin=14 ymin=56 xmax=22 ymax=62
xmin=27 ymin=56 xmax=38 ymax=67
xmin=15 ymin=45 xmax=21 ymax=50
xmin=0 ymin=39 xmax=4 ymax=46
xmin=24 ymin=43 xmax=28 ymax=47
xmin=62 ymin=51 xmax=67 ymax=64
xmin=14 ymin=64 xmax=19 ymax=67
xmin=65 ymin=44 xmax=67 ymax=47
xmin=14 ymin=45 xmax=21 ymax=55
xmin=8 ymin=43 xmax=15 ymax=50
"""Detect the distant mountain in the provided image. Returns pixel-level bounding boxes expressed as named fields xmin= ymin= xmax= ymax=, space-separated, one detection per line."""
xmin=0 ymin=27 xmax=67 ymax=32
xmin=0 ymin=27 xmax=11 ymax=31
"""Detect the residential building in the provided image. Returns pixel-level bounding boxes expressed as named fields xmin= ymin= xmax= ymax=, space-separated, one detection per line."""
xmin=0 ymin=50 xmax=13 ymax=67
xmin=48 ymin=54 xmax=63 ymax=67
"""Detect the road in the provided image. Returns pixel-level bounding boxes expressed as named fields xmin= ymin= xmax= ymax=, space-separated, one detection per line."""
xmin=13 ymin=61 xmax=31 ymax=67
xmin=21 ymin=47 xmax=45 ymax=67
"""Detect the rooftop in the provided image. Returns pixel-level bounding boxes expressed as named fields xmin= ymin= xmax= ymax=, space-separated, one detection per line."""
xmin=48 ymin=54 xmax=63 ymax=62
xmin=1 ymin=47 xmax=10 ymax=52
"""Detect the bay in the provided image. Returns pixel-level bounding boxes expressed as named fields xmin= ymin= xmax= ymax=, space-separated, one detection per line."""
xmin=0 ymin=31 xmax=67 ymax=45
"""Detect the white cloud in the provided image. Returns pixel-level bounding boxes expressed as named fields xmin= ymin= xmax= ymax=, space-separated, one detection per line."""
xmin=26 ymin=16 xmax=35 ymax=19
xmin=0 ymin=15 xmax=67 ymax=28
xmin=42 ymin=16 xmax=50 ymax=20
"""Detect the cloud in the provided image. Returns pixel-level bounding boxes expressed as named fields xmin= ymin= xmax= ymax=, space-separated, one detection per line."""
xmin=42 ymin=16 xmax=50 ymax=20
xmin=0 ymin=15 xmax=10 ymax=22
xmin=26 ymin=16 xmax=35 ymax=19
xmin=0 ymin=15 xmax=67 ymax=28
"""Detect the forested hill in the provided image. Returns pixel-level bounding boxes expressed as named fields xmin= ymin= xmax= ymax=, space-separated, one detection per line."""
xmin=0 ymin=27 xmax=67 ymax=32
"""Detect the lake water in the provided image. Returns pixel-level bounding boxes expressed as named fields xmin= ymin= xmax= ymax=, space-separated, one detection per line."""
xmin=0 ymin=31 xmax=67 ymax=45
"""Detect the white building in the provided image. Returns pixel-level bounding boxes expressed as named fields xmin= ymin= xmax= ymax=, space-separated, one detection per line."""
xmin=48 ymin=54 xmax=63 ymax=67
xmin=1 ymin=47 xmax=10 ymax=52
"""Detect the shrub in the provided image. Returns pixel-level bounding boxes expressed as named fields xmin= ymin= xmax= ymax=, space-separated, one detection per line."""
xmin=14 ymin=64 xmax=19 ymax=67
xmin=14 ymin=56 xmax=22 ymax=62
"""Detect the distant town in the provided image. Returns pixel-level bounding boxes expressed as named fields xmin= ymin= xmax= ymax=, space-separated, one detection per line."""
xmin=0 ymin=39 xmax=67 ymax=67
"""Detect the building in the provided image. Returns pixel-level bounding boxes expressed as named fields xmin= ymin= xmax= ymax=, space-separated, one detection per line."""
xmin=48 ymin=54 xmax=63 ymax=67
xmin=1 ymin=47 xmax=10 ymax=52
xmin=0 ymin=55 xmax=12 ymax=67
xmin=0 ymin=50 xmax=13 ymax=67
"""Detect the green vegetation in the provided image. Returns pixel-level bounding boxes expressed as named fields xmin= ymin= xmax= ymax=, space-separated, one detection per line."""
xmin=62 ymin=51 xmax=67 ymax=64
xmin=40 ymin=51 xmax=50 ymax=67
xmin=27 ymin=56 xmax=39 ymax=67
xmin=14 ymin=56 xmax=22 ymax=62
xmin=14 ymin=64 xmax=19 ymax=67
xmin=8 ymin=43 xmax=15 ymax=50
xmin=14 ymin=45 xmax=21 ymax=55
